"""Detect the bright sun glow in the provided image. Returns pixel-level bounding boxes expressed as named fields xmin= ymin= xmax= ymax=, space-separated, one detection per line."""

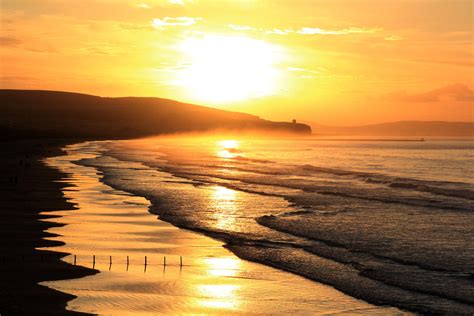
xmin=218 ymin=140 xmax=238 ymax=149
xmin=216 ymin=139 xmax=240 ymax=158
xmin=203 ymin=257 xmax=241 ymax=277
xmin=177 ymin=35 xmax=284 ymax=103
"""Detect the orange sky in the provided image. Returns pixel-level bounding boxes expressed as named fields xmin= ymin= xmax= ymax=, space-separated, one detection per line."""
xmin=1 ymin=0 xmax=473 ymax=125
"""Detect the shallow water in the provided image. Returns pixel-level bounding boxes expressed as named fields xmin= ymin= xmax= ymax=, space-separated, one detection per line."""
xmin=40 ymin=141 xmax=402 ymax=315
xmin=65 ymin=136 xmax=474 ymax=314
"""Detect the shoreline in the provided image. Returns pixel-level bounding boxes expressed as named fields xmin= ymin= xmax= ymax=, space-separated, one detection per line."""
xmin=97 ymin=138 xmax=474 ymax=314
xmin=39 ymin=141 xmax=403 ymax=315
xmin=0 ymin=139 xmax=97 ymax=315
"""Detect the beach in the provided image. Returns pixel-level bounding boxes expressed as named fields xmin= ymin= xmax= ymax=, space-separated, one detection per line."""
xmin=0 ymin=140 xmax=96 ymax=315
xmin=38 ymin=141 xmax=404 ymax=315
xmin=56 ymin=137 xmax=473 ymax=314
xmin=1 ymin=136 xmax=472 ymax=314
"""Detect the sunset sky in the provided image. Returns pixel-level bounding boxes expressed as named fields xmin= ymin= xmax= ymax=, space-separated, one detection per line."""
xmin=1 ymin=0 xmax=473 ymax=125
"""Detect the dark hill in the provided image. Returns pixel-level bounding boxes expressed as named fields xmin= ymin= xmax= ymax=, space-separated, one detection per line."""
xmin=0 ymin=90 xmax=311 ymax=140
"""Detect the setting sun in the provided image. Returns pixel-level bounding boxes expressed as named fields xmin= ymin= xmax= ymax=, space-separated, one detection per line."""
xmin=177 ymin=35 xmax=284 ymax=103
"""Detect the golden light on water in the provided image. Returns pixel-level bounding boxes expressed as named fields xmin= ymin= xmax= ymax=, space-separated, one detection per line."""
xmin=177 ymin=35 xmax=284 ymax=103
xmin=197 ymin=257 xmax=242 ymax=310
xmin=210 ymin=185 xmax=239 ymax=231
xmin=219 ymin=140 xmax=239 ymax=149
xmin=203 ymin=257 xmax=241 ymax=277
xmin=216 ymin=139 xmax=240 ymax=159
xmin=197 ymin=284 xmax=240 ymax=310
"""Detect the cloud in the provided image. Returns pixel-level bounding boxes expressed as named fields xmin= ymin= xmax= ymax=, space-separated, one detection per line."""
xmin=384 ymin=35 xmax=403 ymax=41
xmin=266 ymin=29 xmax=292 ymax=35
xmin=0 ymin=36 xmax=22 ymax=46
xmin=228 ymin=24 xmax=256 ymax=31
xmin=263 ymin=26 xmax=382 ymax=36
xmin=296 ymin=27 xmax=381 ymax=35
xmin=225 ymin=23 xmax=381 ymax=37
xmin=414 ymin=58 xmax=473 ymax=68
xmin=136 ymin=3 xmax=150 ymax=9
xmin=168 ymin=0 xmax=190 ymax=5
xmin=386 ymin=84 xmax=474 ymax=103
xmin=288 ymin=67 xmax=320 ymax=79
xmin=153 ymin=62 xmax=190 ymax=73
xmin=288 ymin=66 xmax=325 ymax=74
xmin=0 ymin=75 xmax=34 ymax=82
xmin=151 ymin=17 xmax=202 ymax=28
xmin=119 ymin=22 xmax=151 ymax=30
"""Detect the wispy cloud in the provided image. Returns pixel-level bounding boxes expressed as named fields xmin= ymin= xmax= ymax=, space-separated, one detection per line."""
xmin=414 ymin=58 xmax=473 ymax=68
xmin=266 ymin=29 xmax=293 ymax=35
xmin=385 ymin=84 xmax=474 ymax=103
xmin=296 ymin=27 xmax=381 ymax=35
xmin=228 ymin=24 xmax=257 ymax=31
xmin=153 ymin=62 xmax=190 ymax=73
xmin=136 ymin=3 xmax=151 ymax=9
xmin=288 ymin=66 xmax=325 ymax=74
xmin=384 ymin=35 xmax=403 ymax=41
xmin=168 ymin=0 xmax=190 ymax=5
xmin=287 ymin=66 xmax=328 ymax=79
xmin=151 ymin=17 xmax=202 ymax=29
xmin=0 ymin=36 xmax=22 ymax=46
xmin=230 ymin=25 xmax=382 ymax=36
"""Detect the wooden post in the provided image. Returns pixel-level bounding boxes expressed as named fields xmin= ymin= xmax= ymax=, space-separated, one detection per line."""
xmin=180 ymin=256 xmax=183 ymax=267
xmin=145 ymin=256 xmax=147 ymax=266
xmin=74 ymin=255 xmax=76 ymax=265
xmin=109 ymin=255 xmax=112 ymax=265
xmin=93 ymin=255 xmax=96 ymax=265
xmin=126 ymin=256 xmax=129 ymax=266
xmin=163 ymin=256 xmax=166 ymax=266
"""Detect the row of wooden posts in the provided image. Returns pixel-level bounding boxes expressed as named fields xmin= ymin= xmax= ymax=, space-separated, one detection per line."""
xmin=3 ymin=254 xmax=184 ymax=267
xmin=75 ymin=255 xmax=184 ymax=267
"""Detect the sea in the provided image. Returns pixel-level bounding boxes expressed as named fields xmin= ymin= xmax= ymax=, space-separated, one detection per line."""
xmin=71 ymin=136 xmax=474 ymax=314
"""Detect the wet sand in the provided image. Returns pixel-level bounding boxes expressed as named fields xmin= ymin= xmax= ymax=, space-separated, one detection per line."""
xmin=0 ymin=140 xmax=96 ymax=315
xmin=40 ymin=142 xmax=405 ymax=315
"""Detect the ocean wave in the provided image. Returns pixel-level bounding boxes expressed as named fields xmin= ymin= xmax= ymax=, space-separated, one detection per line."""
xmin=256 ymin=213 xmax=474 ymax=307
xmin=147 ymin=166 xmax=474 ymax=212
xmin=75 ymin=141 xmax=474 ymax=314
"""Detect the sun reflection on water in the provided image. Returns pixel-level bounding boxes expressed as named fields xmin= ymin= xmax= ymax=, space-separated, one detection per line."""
xmin=203 ymin=257 xmax=241 ymax=277
xmin=216 ymin=139 xmax=240 ymax=159
xmin=210 ymin=186 xmax=240 ymax=231
xmin=195 ymin=257 xmax=242 ymax=311
xmin=197 ymin=284 xmax=239 ymax=309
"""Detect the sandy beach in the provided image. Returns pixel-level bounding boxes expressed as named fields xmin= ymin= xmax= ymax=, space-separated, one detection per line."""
xmin=0 ymin=140 xmax=97 ymax=315
xmin=35 ymin=141 xmax=405 ymax=315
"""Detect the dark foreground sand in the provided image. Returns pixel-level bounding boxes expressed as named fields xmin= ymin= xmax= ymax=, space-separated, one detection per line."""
xmin=0 ymin=139 xmax=97 ymax=315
